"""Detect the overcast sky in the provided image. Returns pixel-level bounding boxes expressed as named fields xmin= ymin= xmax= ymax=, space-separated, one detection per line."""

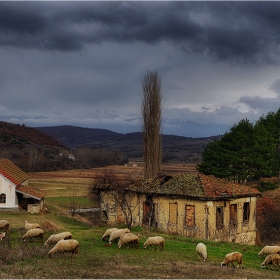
xmin=1 ymin=1 xmax=280 ymax=137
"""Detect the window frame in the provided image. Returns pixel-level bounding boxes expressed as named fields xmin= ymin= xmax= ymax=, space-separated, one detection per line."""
xmin=216 ymin=206 xmax=224 ymax=229
xmin=0 ymin=193 xmax=6 ymax=204
xmin=185 ymin=204 xmax=195 ymax=227
xmin=169 ymin=202 xmax=178 ymax=225
xmin=243 ymin=202 xmax=250 ymax=223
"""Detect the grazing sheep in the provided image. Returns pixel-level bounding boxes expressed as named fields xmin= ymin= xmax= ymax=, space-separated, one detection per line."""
xmin=24 ymin=220 xmax=40 ymax=230
xmin=261 ymin=254 xmax=280 ymax=270
xmin=0 ymin=232 xmax=5 ymax=241
xmin=109 ymin=228 xmax=130 ymax=244
xmin=23 ymin=228 xmax=44 ymax=242
xmin=0 ymin=220 xmax=10 ymax=232
xmin=196 ymin=242 xmax=207 ymax=262
xmin=143 ymin=236 xmax=165 ymax=251
xmin=44 ymin=231 xmax=73 ymax=247
xmin=258 ymin=246 xmax=280 ymax=258
xmin=118 ymin=233 xmax=139 ymax=249
xmin=48 ymin=239 xmax=79 ymax=258
xmin=102 ymin=228 xmax=118 ymax=241
xmin=221 ymin=252 xmax=244 ymax=268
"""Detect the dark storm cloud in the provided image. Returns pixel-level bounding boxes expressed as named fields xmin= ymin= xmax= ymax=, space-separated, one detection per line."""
xmin=1 ymin=1 xmax=280 ymax=137
xmin=240 ymin=95 xmax=280 ymax=112
xmin=1 ymin=1 xmax=280 ymax=64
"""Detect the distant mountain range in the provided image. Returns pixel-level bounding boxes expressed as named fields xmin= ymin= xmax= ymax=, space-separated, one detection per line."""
xmin=36 ymin=125 xmax=221 ymax=162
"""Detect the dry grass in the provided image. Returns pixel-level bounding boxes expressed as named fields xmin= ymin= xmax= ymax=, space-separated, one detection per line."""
xmin=28 ymin=163 xmax=197 ymax=197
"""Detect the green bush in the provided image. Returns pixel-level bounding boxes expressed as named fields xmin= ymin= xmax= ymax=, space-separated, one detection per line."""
xmin=257 ymin=181 xmax=278 ymax=192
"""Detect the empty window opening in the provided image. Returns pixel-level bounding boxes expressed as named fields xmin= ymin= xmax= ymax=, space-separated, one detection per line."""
xmin=243 ymin=202 xmax=250 ymax=222
xmin=216 ymin=206 xmax=224 ymax=229
xmin=0 ymin=193 xmax=6 ymax=203
xmin=230 ymin=204 xmax=238 ymax=228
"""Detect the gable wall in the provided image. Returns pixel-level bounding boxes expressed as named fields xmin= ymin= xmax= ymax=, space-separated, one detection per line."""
xmin=0 ymin=175 xmax=18 ymax=209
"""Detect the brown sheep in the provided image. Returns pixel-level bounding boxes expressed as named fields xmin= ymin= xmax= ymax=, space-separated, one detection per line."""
xmin=0 ymin=220 xmax=10 ymax=232
xmin=221 ymin=252 xmax=244 ymax=268
xmin=261 ymin=254 xmax=280 ymax=270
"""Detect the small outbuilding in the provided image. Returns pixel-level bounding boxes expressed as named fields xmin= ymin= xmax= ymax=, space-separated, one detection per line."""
xmin=0 ymin=158 xmax=46 ymax=213
xmin=98 ymin=173 xmax=261 ymax=245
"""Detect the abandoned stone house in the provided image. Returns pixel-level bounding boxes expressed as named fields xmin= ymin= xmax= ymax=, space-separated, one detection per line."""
xmin=98 ymin=173 xmax=261 ymax=245
xmin=0 ymin=158 xmax=46 ymax=213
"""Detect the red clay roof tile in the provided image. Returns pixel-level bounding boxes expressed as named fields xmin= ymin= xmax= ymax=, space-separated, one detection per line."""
xmin=126 ymin=173 xmax=261 ymax=200
xmin=16 ymin=185 xmax=46 ymax=200
xmin=0 ymin=158 xmax=28 ymax=186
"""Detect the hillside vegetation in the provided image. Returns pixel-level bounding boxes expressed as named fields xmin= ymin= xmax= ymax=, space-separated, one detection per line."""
xmin=0 ymin=122 xmax=70 ymax=172
xmin=0 ymin=121 xmax=65 ymax=149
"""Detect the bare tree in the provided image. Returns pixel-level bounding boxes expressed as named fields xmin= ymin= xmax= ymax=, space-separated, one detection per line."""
xmin=88 ymin=169 xmax=141 ymax=230
xmin=142 ymin=70 xmax=162 ymax=179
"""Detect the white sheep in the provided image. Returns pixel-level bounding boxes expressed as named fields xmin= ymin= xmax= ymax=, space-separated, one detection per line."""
xmin=109 ymin=228 xmax=130 ymax=244
xmin=118 ymin=233 xmax=139 ymax=249
xmin=23 ymin=228 xmax=44 ymax=242
xmin=44 ymin=231 xmax=73 ymax=247
xmin=0 ymin=232 xmax=5 ymax=241
xmin=0 ymin=220 xmax=10 ymax=232
xmin=196 ymin=242 xmax=207 ymax=262
xmin=258 ymin=246 xmax=280 ymax=258
xmin=48 ymin=239 xmax=79 ymax=258
xmin=143 ymin=236 xmax=165 ymax=251
xmin=221 ymin=252 xmax=244 ymax=268
xmin=261 ymin=253 xmax=280 ymax=270
xmin=24 ymin=220 xmax=40 ymax=230
xmin=102 ymin=228 xmax=118 ymax=241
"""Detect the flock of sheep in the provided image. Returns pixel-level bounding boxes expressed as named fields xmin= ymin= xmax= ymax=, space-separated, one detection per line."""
xmin=0 ymin=219 xmax=79 ymax=258
xmin=103 ymin=227 xmax=280 ymax=271
xmin=102 ymin=227 xmax=165 ymax=250
xmin=1 ymin=218 xmax=280 ymax=269
xmin=196 ymin=242 xmax=280 ymax=270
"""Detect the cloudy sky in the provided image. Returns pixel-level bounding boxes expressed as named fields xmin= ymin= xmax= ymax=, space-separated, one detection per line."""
xmin=1 ymin=1 xmax=280 ymax=137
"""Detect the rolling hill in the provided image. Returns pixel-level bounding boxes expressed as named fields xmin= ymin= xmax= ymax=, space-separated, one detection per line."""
xmin=36 ymin=125 xmax=221 ymax=162
xmin=0 ymin=121 xmax=68 ymax=171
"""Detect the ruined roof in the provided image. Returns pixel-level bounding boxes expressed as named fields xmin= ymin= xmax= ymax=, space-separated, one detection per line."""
xmin=16 ymin=185 xmax=47 ymax=200
xmin=0 ymin=158 xmax=29 ymax=186
xmin=128 ymin=173 xmax=261 ymax=200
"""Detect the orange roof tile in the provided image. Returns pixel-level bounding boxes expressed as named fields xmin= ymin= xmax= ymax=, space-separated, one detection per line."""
xmin=199 ymin=173 xmax=260 ymax=199
xmin=16 ymin=185 xmax=46 ymax=200
xmin=0 ymin=158 xmax=28 ymax=186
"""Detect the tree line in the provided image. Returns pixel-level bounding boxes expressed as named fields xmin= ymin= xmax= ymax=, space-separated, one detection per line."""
xmin=198 ymin=109 xmax=280 ymax=185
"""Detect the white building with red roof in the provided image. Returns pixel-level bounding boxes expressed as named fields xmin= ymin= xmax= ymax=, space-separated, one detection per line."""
xmin=0 ymin=158 xmax=46 ymax=212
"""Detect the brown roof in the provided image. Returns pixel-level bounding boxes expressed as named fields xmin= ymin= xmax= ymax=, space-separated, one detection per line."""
xmin=115 ymin=173 xmax=261 ymax=200
xmin=0 ymin=158 xmax=28 ymax=186
xmin=16 ymin=185 xmax=47 ymax=200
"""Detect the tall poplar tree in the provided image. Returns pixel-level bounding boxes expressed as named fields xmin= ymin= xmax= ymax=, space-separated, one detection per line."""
xmin=141 ymin=71 xmax=162 ymax=179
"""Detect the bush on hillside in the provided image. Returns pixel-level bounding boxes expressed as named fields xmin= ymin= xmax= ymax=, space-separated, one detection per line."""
xmin=257 ymin=197 xmax=280 ymax=244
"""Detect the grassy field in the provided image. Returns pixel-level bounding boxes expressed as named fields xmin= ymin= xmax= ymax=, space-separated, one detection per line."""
xmin=0 ymin=164 xmax=278 ymax=279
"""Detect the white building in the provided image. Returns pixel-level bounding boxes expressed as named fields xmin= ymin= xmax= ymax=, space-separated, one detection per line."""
xmin=0 ymin=158 xmax=46 ymax=212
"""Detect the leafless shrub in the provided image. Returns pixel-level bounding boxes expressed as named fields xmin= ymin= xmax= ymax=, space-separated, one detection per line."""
xmin=257 ymin=197 xmax=280 ymax=244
